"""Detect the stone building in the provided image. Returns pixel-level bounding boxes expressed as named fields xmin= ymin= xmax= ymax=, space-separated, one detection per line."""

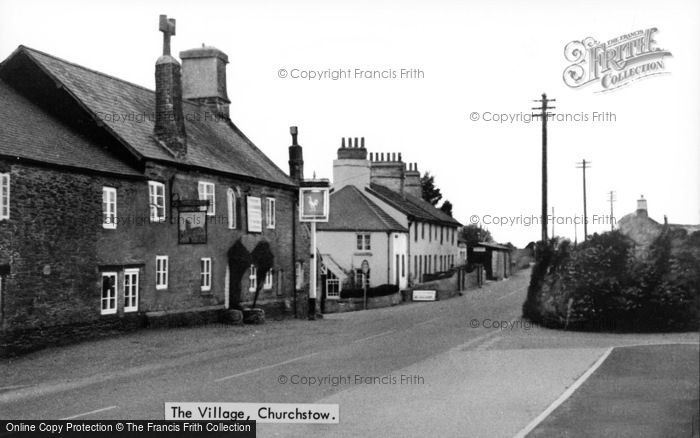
xmin=316 ymin=137 xmax=461 ymax=301
xmin=0 ymin=18 xmax=309 ymax=354
xmin=618 ymin=195 xmax=700 ymax=255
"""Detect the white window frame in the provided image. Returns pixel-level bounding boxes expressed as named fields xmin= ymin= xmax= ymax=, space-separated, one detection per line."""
xmin=227 ymin=188 xmax=237 ymax=229
xmin=124 ymin=268 xmax=139 ymax=312
xmin=0 ymin=173 xmax=9 ymax=220
xmin=102 ymin=187 xmax=117 ymax=229
xmin=263 ymin=269 xmax=274 ymax=289
xmin=198 ymin=181 xmax=215 ymax=216
xmin=156 ymin=255 xmax=168 ymax=290
xmin=148 ymin=181 xmax=166 ymax=222
xmin=201 ymin=257 xmax=212 ymax=292
xmin=295 ymin=262 xmax=303 ymax=290
xmin=326 ymin=270 xmax=341 ymax=299
xmin=265 ymin=197 xmax=276 ymax=229
xmin=356 ymin=233 xmax=371 ymax=251
xmin=248 ymin=265 xmax=258 ymax=292
xmin=101 ymin=272 xmax=118 ymax=315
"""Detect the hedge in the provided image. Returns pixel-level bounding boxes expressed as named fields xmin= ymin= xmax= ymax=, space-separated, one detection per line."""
xmin=523 ymin=229 xmax=700 ymax=332
xmin=340 ymin=284 xmax=399 ymax=299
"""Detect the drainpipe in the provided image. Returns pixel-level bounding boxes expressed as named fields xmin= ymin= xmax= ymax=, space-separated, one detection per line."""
xmin=291 ymin=195 xmax=297 ymax=318
xmin=407 ymin=221 xmax=412 ymax=285
xmin=386 ymin=231 xmax=391 ymax=284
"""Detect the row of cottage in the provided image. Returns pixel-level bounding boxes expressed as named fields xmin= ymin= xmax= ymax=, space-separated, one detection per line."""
xmin=0 ymin=17 xmax=463 ymax=354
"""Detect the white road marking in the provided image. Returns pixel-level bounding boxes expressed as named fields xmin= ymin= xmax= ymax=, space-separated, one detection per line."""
xmin=60 ymin=405 xmax=117 ymax=420
xmin=512 ymin=347 xmax=614 ymax=438
xmin=414 ymin=317 xmax=441 ymax=327
xmin=497 ymin=288 xmax=523 ymax=301
xmin=353 ymin=330 xmax=395 ymax=343
xmin=475 ymin=335 xmax=502 ymax=351
xmin=0 ymin=384 xmax=31 ymax=391
xmin=214 ymin=352 xmax=320 ymax=382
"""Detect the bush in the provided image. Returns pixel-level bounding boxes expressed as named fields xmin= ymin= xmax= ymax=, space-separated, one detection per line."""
xmin=523 ymin=229 xmax=700 ymax=332
xmin=340 ymin=284 xmax=399 ymax=299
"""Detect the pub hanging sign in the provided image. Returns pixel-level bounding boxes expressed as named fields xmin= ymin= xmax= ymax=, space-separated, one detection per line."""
xmin=172 ymin=194 xmax=209 ymax=244
xmin=299 ymin=185 xmax=330 ymax=223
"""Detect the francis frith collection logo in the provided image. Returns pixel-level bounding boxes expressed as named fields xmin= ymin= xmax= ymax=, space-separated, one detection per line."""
xmin=563 ymin=28 xmax=672 ymax=92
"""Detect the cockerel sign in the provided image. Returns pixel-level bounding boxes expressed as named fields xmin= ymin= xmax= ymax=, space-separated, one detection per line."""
xmin=299 ymin=187 xmax=329 ymax=222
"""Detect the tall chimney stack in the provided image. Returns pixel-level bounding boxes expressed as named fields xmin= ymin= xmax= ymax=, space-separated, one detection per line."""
xmin=404 ymin=162 xmax=422 ymax=198
xmin=288 ymin=126 xmax=304 ymax=183
xmin=333 ymin=135 xmax=369 ymax=190
xmin=154 ymin=14 xmax=187 ymax=158
xmin=370 ymin=151 xmax=405 ymax=193
xmin=636 ymin=195 xmax=648 ymax=218
xmin=180 ymin=45 xmax=230 ymax=119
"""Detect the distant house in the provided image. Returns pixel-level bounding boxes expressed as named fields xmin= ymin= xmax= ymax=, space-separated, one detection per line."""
xmin=316 ymin=137 xmax=461 ymax=300
xmin=0 ymin=20 xmax=309 ymax=354
xmin=316 ymin=185 xmax=407 ymax=295
xmin=618 ymin=195 xmax=700 ymax=254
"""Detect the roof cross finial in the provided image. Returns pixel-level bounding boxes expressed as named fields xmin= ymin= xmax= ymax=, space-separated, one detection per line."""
xmin=159 ymin=15 xmax=176 ymax=56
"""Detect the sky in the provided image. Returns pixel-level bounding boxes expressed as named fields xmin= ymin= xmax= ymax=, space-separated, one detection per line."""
xmin=1 ymin=0 xmax=698 ymax=247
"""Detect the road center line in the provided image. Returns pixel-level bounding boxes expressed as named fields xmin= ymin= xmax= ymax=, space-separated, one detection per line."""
xmin=497 ymin=288 xmax=523 ymax=301
xmin=214 ymin=352 xmax=320 ymax=382
xmin=512 ymin=347 xmax=614 ymax=438
xmin=60 ymin=405 xmax=117 ymax=420
xmin=414 ymin=317 xmax=441 ymax=327
xmin=353 ymin=330 xmax=396 ymax=343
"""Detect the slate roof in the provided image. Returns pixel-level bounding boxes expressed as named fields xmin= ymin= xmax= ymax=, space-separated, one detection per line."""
xmin=367 ymin=183 xmax=461 ymax=227
xmin=317 ymin=185 xmax=407 ymax=232
xmin=0 ymin=79 xmax=142 ymax=177
xmin=1 ymin=46 xmax=295 ymax=187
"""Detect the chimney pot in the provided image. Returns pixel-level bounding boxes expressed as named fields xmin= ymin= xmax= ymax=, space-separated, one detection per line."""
xmin=398 ymin=152 xmax=402 ymax=162
xmin=354 ymin=137 xmax=359 ymax=148
xmin=341 ymin=137 xmax=345 ymax=148
xmin=361 ymin=137 xmax=365 ymax=148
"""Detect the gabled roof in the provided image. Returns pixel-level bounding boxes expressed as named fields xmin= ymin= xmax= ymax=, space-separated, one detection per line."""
xmin=0 ymin=46 xmax=295 ymax=187
xmin=317 ymin=185 xmax=407 ymax=232
xmin=0 ymin=79 xmax=142 ymax=177
xmin=474 ymin=241 xmax=511 ymax=251
xmin=367 ymin=183 xmax=461 ymax=227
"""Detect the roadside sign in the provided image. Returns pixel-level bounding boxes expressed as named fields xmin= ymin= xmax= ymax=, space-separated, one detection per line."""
xmin=412 ymin=290 xmax=437 ymax=301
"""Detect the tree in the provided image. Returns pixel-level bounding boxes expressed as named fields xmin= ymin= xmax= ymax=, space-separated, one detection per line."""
xmin=420 ymin=172 xmax=443 ymax=206
xmin=439 ymin=200 xmax=453 ymax=217
xmin=459 ymin=224 xmax=493 ymax=247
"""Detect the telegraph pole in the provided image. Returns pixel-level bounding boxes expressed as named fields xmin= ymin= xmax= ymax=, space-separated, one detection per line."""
xmin=607 ymin=190 xmax=616 ymax=231
xmin=551 ymin=206 xmax=555 ymax=238
xmin=532 ymin=93 xmax=556 ymax=243
xmin=576 ymin=159 xmax=592 ymax=241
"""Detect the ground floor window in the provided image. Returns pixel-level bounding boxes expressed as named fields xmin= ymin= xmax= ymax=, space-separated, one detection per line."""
xmin=201 ymin=258 xmax=212 ymax=292
xmin=124 ymin=269 xmax=139 ymax=312
xmin=326 ymin=271 xmax=340 ymax=298
xmin=101 ymin=272 xmax=117 ymax=315
xmin=156 ymin=255 xmax=168 ymax=290
xmin=264 ymin=269 xmax=274 ymax=290
xmin=295 ymin=262 xmax=303 ymax=290
xmin=249 ymin=265 xmax=258 ymax=292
